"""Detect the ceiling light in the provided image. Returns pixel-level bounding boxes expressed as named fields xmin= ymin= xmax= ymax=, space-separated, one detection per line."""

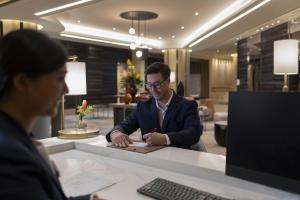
xmin=60 ymin=33 xmax=130 ymax=47
xmin=194 ymin=12 xmax=199 ymax=16
xmin=37 ymin=24 xmax=43 ymax=30
xmin=256 ymin=29 xmax=260 ymax=32
xmin=77 ymin=20 xmax=81 ymax=23
xmin=271 ymin=23 xmax=274 ymax=26
xmin=34 ymin=0 xmax=93 ymax=16
xmin=161 ymin=49 xmax=165 ymax=53
xmin=181 ymin=26 xmax=185 ymax=30
xmin=260 ymin=27 xmax=264 ymax=30
xmin=120 ymin=11 xmax=159 ymax=51
xmin=277 ymin=20 xmax=280 ymax=23
xmin=188 ymin=49 xmax=192 ymax=52
xmin=158 ymin=37 xmax=162 ymax=40
xmin=171 ymin=35 xmax=175 ymax=39
xmin=112 ymin=27 xmax=116 ymax=31
xmin=61 ymin=22 xmax=162 ymax=48
xmin=129 ymin=27 xmax=135 ymax=35
xmin=136 ymin=50 xmax=143 ymax=58
xmin=130 ymin=42 xmax=137 ymax=50
xmin=185 ymin=0 xmax=254 ymax=46
xmin=188 ymin=0 xmax=271 ymax=47
xmin=234 ymin=42 xmax=237 ymax=45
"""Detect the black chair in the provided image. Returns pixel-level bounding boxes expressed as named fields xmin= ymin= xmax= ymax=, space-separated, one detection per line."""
xmin=176 ymin=80 xmax=184 ymax=97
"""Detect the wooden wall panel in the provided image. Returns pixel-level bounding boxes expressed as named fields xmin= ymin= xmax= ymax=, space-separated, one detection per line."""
xmin=237 ymin=38 xmax=248 ymax=91
xmin=60 ymin=40 xmax=132 ymax=108
xmin=260 ymin=23 xmax=290 ymax=91
xmin=237 ymin=22 xmax=299 ymax=92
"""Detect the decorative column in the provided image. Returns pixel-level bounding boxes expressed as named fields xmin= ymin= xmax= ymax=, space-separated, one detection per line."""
xmin=163 ymin=49 xmax=190 ymax=96
xmin=0 ymin=19 xmax=41 ymax=38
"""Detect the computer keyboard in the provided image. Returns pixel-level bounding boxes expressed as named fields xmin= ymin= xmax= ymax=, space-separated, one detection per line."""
xmin=137 ymin=178 xmax=233 ymax=200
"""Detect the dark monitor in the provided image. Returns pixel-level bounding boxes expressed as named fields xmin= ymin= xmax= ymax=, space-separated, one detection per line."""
xmin=226 ymin=92 xmax=300 ymax=194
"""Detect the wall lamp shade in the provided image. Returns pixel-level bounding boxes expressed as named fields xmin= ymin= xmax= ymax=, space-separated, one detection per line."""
xmin=65 ymin=62 xmax=87 ymax=95
xmin=274 ymin=39 xmax=299 ymax=92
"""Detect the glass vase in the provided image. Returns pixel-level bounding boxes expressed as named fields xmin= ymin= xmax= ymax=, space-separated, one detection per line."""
xmin=76 ymin=119 xmax=87 ymax=131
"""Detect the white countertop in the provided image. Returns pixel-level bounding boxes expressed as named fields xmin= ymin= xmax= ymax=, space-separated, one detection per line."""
xmin=41 ymin=136 xmax=300 ymax=200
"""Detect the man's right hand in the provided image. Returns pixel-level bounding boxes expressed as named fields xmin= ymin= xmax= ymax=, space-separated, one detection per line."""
xmin=111 ymin=131 xmax=132 ymax=147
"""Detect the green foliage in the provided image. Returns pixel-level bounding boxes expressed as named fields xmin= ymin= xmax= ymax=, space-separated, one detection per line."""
xmin=76 ymin=104 xmax=93 ymax=121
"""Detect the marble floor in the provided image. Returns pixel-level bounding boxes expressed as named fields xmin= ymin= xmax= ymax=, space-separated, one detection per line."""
xmin=64 ymin=108 xmax=226 ymax=156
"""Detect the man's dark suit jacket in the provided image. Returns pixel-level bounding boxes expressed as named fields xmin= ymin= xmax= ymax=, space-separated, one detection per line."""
xmin=106 ymin=93 xmax=202 ymax=149
xmin=0 ymin=111 xmax=90 ymax=200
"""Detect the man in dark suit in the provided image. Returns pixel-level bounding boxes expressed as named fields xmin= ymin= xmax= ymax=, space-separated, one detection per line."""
xmin=106 ymin=62 xmax=202 ymax=149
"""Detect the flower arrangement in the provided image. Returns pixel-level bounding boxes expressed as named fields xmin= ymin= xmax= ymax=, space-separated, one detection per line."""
xmin=76 ymin=100 xmax=93 ymax=121
xmin=122 ymin=59 xmax=143 ymax=88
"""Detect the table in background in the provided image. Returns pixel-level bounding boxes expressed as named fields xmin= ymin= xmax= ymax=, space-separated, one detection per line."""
xmin=109 ymin=103 xmax=137 ymax=126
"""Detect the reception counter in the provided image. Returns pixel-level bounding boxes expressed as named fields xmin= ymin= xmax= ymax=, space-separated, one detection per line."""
xmin=40 ymin=136 xmax=300 ymax=200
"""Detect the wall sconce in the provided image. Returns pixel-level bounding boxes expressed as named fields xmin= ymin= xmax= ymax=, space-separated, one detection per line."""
xmin=60 ymin=57 xmax=86 ymax=129
xmin=274 ymin=39 xmax=299 ymax=92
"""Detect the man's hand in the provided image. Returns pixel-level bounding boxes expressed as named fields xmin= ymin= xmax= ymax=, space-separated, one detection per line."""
xmin=143 ymin=132 xmax=167 ymax=146
xmin=111 ymin=131 xmax=132 ymax=147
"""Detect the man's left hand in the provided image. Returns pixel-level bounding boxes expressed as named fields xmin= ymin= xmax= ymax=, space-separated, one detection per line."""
xmin=143 ymin=132 xmax=167 ymax=146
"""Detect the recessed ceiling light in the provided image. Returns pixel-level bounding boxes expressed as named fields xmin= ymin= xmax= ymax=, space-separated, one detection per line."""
xmin=112 ymin=27 xmax=116 ymax=31
xmin=277 ymin=20 xmax=280 ymax=23
xmin=256 ymin=29 xmax=260 ymax=32
xmin=194 ymin=12 xmax=199 ymax=16
xmin=171 ymin=35 xmax=175 ymax=39
xmin=34 ymin=0 xmax=93 ymax=16
xmin=266 ymin=25 xmax=269 ymax=28
xmin=181 ymin=26 xmax=185 ymax=30
xmin=77 ymin=20 xmax=81 ymax=23
xmin=161 ymin=49 xmax=166 ymax=53
xmin=236 ymin=37 xmax=239 ymax=40
xmin=271 ymin=23 xmax=274 ymax=26
xmin=234 ymin=42 xmax=237 ymax=45
xmin=158 ymin=37 xmax=162 ymax=40
xmin=260 ymin=27 xmax=264 ymax=30
xmin=188 ymin=0 xmax=271 ymax=47
xmin=188 ymin=49 xmax=192 ymax=52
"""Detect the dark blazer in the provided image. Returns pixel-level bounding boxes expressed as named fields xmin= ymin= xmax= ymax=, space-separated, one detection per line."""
xmin=106 ymin=93 xmax=202 ymax=149
xmin=0 ymin=111 xmax=89 ymax=200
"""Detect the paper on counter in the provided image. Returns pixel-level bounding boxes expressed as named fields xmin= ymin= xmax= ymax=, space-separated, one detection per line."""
xmin=129 ymin=142 xmax=148 ymax=147
xmin=61 ymin=171 xmax=118 ymax=197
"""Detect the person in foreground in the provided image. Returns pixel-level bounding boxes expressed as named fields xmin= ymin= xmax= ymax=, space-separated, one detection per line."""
xmin=106 ymin=62 xmax=202 ymax=149
xmin=0 ymin=29 xmax=102 ymax=200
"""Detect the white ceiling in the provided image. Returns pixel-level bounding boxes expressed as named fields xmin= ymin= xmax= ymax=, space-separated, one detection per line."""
xmin=1 ymin=0 xmax=300 ymax=58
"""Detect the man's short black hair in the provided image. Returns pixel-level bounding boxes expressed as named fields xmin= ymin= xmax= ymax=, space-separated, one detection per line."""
xmin=145 ymin=62 xmax=170 ymax=80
